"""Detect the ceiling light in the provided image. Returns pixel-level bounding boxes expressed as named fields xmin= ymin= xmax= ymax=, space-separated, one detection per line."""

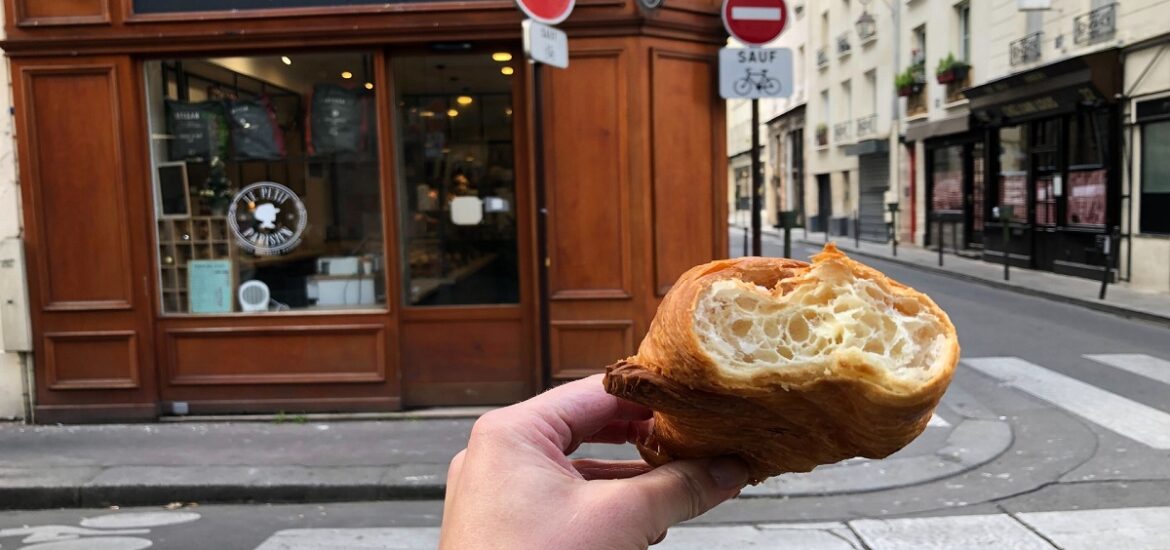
xmin=492 ymin=52 xmax=513 ymax=62
xmin=456 ymin=95 xmax=473 ymax=106
xmin=447 ymin=109 xmax=459 ymax=117
xmin=280 ymin=56 xmax=292 ymax=65
xmin=420 ymin=110 xmax=435 ymax=118
xmin=505 ymin=107 xmax=513 ymax=116
xmin=341 ymin=71 xmax=353 ymax=79
xmin=364 ymin=82 xmax=374 ymax=90
xmin=501 ymin=66 xmax=515 ymax=76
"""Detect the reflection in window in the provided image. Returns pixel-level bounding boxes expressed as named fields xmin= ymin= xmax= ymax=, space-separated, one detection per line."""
xmin=145 ymin=53 xmax=385 ymax=314
xmin=931 ymin=146 xmax=963 ymax=212
xmin=998 ymin=125 xmax=1027 ymax=217
xmin=393 ymin=54 xmax=520 ymax=306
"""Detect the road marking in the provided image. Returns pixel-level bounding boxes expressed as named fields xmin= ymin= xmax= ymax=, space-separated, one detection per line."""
xmin=1017 ymin=506 xmax=1170 ymax=550
xmin=1084 ymin=354 xmax=1170 ymax=386
xmin=250 ymin=506 xmax=1170 ymax=549
xmin=964 ymin=357 xmax=1170 ymax=449
xmin=851 ymin=513 xmax=1052 ymax=549
xmin=730 ymin=7 xmax=782 ymax=20
xmin=927 ymin=413 xmax=951 ymax=428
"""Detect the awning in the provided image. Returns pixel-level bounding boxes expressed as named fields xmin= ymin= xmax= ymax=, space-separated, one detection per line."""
xmin=904 ymin=113 xmax=970 ymax=142
xmin=963 ymin=48 xmax=1121 ymax=126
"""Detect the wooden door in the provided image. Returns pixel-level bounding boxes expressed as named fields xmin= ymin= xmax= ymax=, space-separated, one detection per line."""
xmin=13 ymin=56 xmax=160 ymax=422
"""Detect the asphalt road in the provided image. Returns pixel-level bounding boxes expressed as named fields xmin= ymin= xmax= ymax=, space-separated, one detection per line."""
xmin=1 ymin=234 xmax=1169 ymax=549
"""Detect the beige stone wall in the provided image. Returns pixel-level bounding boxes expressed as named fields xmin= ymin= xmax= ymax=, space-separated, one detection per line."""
xmin=0 ymin=45 xmax=28 ymax=419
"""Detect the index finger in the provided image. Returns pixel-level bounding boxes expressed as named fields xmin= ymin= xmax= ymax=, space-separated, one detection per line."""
xmin=517 ymin=374 xmax=652 ymax=454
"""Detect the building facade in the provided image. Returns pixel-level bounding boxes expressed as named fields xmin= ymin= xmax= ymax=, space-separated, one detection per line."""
xmin=0 ymin=0 xmax=729 ymax=422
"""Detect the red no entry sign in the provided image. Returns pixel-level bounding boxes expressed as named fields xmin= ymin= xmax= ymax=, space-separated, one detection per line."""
xmin=515 ymin=0 xmax=575 ymax=25
xmin=722 ymin=0 xmax=788 ymax=46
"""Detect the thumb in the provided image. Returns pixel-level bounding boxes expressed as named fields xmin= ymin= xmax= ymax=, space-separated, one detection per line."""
xmin=622 ymin=457 xmax=750 ymax=533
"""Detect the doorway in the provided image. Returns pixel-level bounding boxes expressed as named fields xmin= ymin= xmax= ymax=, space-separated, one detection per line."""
xmin=816 ymin=173 xmax=832 ymax=233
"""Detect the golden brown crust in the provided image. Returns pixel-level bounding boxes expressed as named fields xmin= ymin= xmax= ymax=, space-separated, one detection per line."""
xmin=603 ymin=244 xmax=959 ymax=483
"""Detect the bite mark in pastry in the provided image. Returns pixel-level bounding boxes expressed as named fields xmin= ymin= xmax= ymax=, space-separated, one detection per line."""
xmin=604 ymin=244 xmax=959 ymax=483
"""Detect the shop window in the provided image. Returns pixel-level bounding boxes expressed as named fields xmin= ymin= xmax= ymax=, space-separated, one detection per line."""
xmin=931 ymin=146 xmax=963 ymax=212
xmin=1141 ymin=119 xmax=1170 ymax=234
xmin=134 ymin=0 xmax=427 ymax=13
xmin=145 ymin=53 xmax=385 ymax=315
xmin=997 ymin=125 xmax=1028 ymax=218
xmin=1068 ymin=110 xmax=1108 ymax=227
xmin=393 ymin=54 xmax=520 ymax=306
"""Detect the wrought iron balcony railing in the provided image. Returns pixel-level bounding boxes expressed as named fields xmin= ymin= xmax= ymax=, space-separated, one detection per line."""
xmin=833 ymin=121 xmax=852 ymax=143
xmin=817 ymin=47 xmax=829 ymax=69
xmin=855 ymin=114 xmax=878 ymax=138
xmin=1074 ymin=3 xmax=1116 ymax=45
xmin=837 ymin=32 xmax=852 ymax=57
xmin=1010 ymin=31 xmax=1043 ymax=66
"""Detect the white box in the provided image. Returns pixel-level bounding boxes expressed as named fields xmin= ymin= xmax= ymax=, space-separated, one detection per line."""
xmin=307 ymin=275 xmax=375 ymax=307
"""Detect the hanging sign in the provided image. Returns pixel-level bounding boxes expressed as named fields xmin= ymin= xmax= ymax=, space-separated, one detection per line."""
xmin=719 ymin=47 xmax=793 ymax=99
xmin=523 ymin=20 xmax=570 ymax=69
xmin=722 ymin=0 xmax=788 ymax=46
xmin=515 ymin=0 xmax=574 ymax=25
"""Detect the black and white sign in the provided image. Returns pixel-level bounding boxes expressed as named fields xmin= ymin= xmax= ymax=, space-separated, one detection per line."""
xmin=719 ymin=47 xmax=793 ymax=99
xmin=522 ymin=20 xmax=569 ymax=69
xmin=228 ymin=182 xmax=308 ymax=256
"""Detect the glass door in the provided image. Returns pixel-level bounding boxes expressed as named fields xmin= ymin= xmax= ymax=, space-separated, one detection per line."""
xmin=392 ymin=54 xmax=520 ymax=307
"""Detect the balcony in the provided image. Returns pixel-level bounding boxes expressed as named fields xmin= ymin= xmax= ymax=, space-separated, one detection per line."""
xmin=817 ymin=47 xmax=829 ymax=69
xmin=855 ymin=114 xmax=878 ymax=139
xmin=833 ymin=121 xmax=852 ymax=144
xmin=1010 ymin=32 xmax=1043 ymax=66
xmin=1074 ymin=3 xmax=1116 ymax=45
xmin=815 ymin=125 xmax=829 ymax=147
xmin=837 ymin=32 xmax=852 ymax=58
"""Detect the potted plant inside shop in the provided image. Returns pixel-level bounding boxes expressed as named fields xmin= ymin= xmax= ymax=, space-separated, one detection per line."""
xmin=936 ymin=53 xmax=971 ymax=85
xmin=815 ymin=123 xmax=829 ymax=146
xmin=199 ymin=156 xmax=235 ymax=216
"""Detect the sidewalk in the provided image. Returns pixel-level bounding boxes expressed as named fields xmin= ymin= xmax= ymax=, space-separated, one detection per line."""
xmin=0 ymin=387 xmax=1005 ymax=509
xmin=737 ymin=222 xmax=1170 ymax=327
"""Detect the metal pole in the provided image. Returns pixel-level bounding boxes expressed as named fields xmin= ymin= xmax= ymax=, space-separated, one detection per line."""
xmin=743 ymin=226 xmax=749 ymax=257
xmin=891 ymin=211 xmax=898 ymax=257
xmin=938 ymin=219 xmax=944 ymax=267
xmin=533 ymin=63 xmax=552 ymax=388
xmin=1002 ymin=213 xmax=1011 ymax=282
xmin=1099 ymin=228 xmax=1114 ymax=300
xmin=751 ymin=99 xmax=763 ymax=256
xmin=854 ymin=210 xmax=860 ymax=248
xmin=783 ymin=218 xmax=792 ymax=259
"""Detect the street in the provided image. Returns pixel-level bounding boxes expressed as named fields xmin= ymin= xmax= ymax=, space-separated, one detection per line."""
xmin=2 ymin=234 xmax=1169 ymax=548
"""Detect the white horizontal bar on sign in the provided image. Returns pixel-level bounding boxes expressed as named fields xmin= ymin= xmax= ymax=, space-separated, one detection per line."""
xmin=1084 ymin=354 xmax=1170 ymax=386
xmin=731 ymin=7 xmax=782 ymax=20
xmin=964 ymin=357 xmax=1170 ymax=449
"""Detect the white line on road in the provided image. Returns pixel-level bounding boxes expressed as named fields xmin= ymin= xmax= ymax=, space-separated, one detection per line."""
xmin=730 ymin=6 xmax=782 ymax=20
xmin=927 ymin=413 xmax=951 ymax=428
xmin=964 ymin=357 xmax=1170 ymax=449
xmin=250 ymin=506 xmax=1170 ymax=549
xmin=1084 ymin=353 xmax=1170 ymax=386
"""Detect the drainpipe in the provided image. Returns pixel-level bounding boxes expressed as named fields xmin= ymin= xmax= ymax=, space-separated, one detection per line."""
xmin=20 ymin=353 xmax=32 ymax=422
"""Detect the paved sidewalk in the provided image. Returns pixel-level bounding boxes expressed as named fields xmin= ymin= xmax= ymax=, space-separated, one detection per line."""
xmin=0 ymin=389 xmax=1007 ymax=509
xmin=736 ymin=223 xmax=1170 ymax=326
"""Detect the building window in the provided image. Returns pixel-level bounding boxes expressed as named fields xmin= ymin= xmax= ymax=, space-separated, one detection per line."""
xmin=1141 ymin=119 xmax=1170 ymax=234
xmin=145 ymin=53 xmax=386 ymax=315
xmin=1068 ymin=110 xmax=1108 ymax=226
xmin=956 ymin=2 xmax=971 ymax=63
xmin=912 ymin=25 xmax=927 ymax=66
xmin=998 ymin=125 xmax=1028 ymax=218
xmin=932 ymin=146 xmax=964 ymax=212
xmin=393 ymin=54 xmax=520 ymax=306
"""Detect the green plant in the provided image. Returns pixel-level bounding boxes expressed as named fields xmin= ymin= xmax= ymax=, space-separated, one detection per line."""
xmin=198 ymin=156 xmax=234 ymax=215
xmin=935 ymin=52 xmax=970 ymax=76
xmin=895 ymin=70 xmax=914 ymax=90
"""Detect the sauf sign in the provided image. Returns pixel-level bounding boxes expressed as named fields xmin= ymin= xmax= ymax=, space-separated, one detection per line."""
xmin=718 ymin=0 xmax=793 ymax=100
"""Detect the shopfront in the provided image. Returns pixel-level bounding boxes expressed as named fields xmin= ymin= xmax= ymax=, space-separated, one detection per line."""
xmin=963 ymin=49 xmax=1121 ymax=279
xmin=5 ymin=0 xmax=727 ymax=422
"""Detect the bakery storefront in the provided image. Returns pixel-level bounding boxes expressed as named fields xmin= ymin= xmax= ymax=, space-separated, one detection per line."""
xmin=963 ymin=49 xmax=1121 ymax=279
xmin=6 ymin=0 xmax=728 ymax=422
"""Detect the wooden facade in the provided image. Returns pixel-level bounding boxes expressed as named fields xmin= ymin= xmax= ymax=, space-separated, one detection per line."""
xmin=3 ymin=0 xmax=728 ymax=422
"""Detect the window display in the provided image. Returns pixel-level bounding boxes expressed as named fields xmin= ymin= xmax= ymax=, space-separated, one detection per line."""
xmin=146 ymin=53 xmax=385 ymax=314
xmin=998 ymin=126 xmax=1028 ymax=217
xmin=393 ymin=54 xmax=520 ymax=306
xmin=931 ymin=146 xmax=963 ymax=212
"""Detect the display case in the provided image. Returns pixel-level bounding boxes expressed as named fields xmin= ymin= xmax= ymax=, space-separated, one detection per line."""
xmin=157 ymin=216 xmax=237 ymax=313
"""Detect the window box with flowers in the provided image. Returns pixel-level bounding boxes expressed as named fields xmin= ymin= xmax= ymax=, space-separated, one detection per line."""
xmin=815 ymin=123 xmax=829 ymax=147
xmin=895 ymin=64 xmax=925 ymax=98
xmin=935 ymin=53 xmax=970 ymax=85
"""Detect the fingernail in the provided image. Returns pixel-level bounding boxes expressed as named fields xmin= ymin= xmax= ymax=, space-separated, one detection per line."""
xmin=708 ymin=457 xmax=749 ymax=490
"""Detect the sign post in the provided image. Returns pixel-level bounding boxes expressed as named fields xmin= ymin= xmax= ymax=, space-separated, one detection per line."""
xmin=719 ymin=0 xmax=788 ymax=257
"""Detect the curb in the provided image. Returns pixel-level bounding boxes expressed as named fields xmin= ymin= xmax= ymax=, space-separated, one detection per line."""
xmin=791 ymin=238 xmax=1170 ymax=329
xmin=0 ymin=483 xmax=446 ymax=511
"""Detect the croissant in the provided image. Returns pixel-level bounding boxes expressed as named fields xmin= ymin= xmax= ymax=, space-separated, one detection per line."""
xmin=604 ymin=244 xmax=959 ymax=483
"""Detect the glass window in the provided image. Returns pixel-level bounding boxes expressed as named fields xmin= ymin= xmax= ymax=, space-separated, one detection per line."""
xmin=1070 ymin=110 xmax=1107 ymax=168
xmin=1141 ymin=120 xmax=1170 ymax=234
xmin=145 ymin=53 xmax=385 ymax=314
xmin=957 ymin=2 xmax=971 ymax=63
xmin=393 ymin=54 xmax=520 ymax=306
xmin=135 ymin=0 xmax=433 ymax=13
xmin=998 ymin=125 xmax=1028 ymax=217
xmin=931 ymin=146 xmax=963 ymax=212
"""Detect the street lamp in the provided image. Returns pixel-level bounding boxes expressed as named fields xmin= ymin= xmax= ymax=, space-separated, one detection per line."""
xmin=856 ymin=10 xmax=876 ymax=41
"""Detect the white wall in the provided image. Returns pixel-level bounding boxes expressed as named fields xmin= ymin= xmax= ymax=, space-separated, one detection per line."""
xmin=0 ymin=17 xmax=28 ymax=419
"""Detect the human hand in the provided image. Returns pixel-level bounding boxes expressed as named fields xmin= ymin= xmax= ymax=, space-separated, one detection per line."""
xmin=439 ymin=374 xmax=750 ymax=549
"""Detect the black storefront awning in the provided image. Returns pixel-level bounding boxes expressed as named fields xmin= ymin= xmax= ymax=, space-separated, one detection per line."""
xmin=964 ymin=48 xmax=1121 ymax=127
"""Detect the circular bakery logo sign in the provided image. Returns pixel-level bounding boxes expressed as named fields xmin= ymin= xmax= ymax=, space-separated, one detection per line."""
xmin=227 ymin=181 xmax=307 ymax=256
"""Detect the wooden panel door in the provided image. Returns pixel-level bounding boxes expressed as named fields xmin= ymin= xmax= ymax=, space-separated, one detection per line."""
xmin=13 ymin=56 xmax=159 ymax=422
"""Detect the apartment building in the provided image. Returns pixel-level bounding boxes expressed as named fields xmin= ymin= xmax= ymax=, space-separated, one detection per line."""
xmin=904 ymin=0 xmax=1170 ymax=292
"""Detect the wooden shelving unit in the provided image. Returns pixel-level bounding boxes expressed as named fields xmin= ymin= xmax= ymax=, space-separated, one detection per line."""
xmin=157 ymin=216 xmax=237 ymax=313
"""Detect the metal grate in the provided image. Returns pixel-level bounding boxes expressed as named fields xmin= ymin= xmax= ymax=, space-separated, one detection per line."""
xmin=1074 ymin=3 xmax=1116 ymax=45
xmin=1010 ymin=32 xmax=1043 ymax=65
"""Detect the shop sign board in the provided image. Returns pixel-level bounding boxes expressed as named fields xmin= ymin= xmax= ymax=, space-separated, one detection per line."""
xmin=523 ymin=20 xmax=569 ymax=69
xmin=722 ymin=0 xmax=787 ymax=46
xmin=515 ymin=0 xmax=574 ymax=25
xmin=719 ymin=47 xmax=792 ymax=99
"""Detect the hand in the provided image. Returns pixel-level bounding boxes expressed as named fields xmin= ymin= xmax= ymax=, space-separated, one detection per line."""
xmin=439 ymin=374 xmax=750 ymax=549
